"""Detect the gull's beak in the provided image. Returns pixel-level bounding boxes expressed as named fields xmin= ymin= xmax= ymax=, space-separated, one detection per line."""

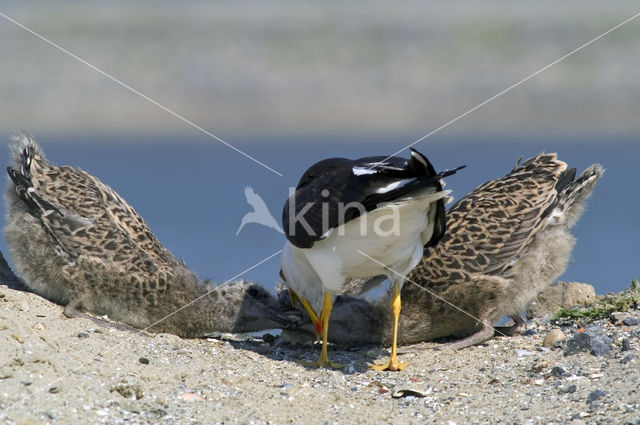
xmin=295 ymin=293 xmax=323 ymax=336
xmin=280 ymin=273 xmax=322 ymax=336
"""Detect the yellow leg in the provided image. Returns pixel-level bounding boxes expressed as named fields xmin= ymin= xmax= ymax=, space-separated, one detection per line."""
xmin=370 ymin=283 xmax=407 ymax=371
xmin=299 ymin=290 xmax=343 ymax=369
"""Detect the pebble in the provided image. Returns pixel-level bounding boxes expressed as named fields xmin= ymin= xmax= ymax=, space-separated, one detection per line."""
xmin=551 ymin=365 xmax=567 ymax=377
xmin=621 ymin=338 xmax=631 ymax=351
xmin=531 ymin=360 xmax=548 ymax=373
xmin=620 ymin=354 xmax=634 ymax=364
xmin=611 ymin=312 xmax=627 ymax=322
xmin=559 ymin=384 xmax=577 ymax=394
xmin=138 ymin=357 xmax=150 ymax=365
xmin=49 ymin=386 xmax=61 ymax=394
xmin=564 ymin=332 xmax=611 ymax=357
xmin=77 ymin=332 xmax=90 ymax=338
xmin=543 ymin=329 xmax=566 ymax=348
xmin=623 ymin=317 xmax=639 ymax=326
xmin=515 ymin=349 xmax=533 ymax=357
xmin=586 ymin=389 xmax=606 ymax=404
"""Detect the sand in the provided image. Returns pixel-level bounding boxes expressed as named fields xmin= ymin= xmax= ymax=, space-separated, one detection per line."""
xmin=1 ymin=272 xmax=639 ymax=425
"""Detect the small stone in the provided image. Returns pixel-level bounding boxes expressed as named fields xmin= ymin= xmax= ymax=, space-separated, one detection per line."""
xmin=559 ymin=384 xmax=577 ymax=394
xmin=586 ymin=389 xmax=606 ymax=404
xmin=531 ymin=360 xmax=548 ymax=373
xmin=551 ymin=365 xmax=567 ymax=377
xmin=11 ymin=333 xmax=24 ymax=344
xmin=77 ymin=332 xmax=89 ymax=338
xmin=610 ymin=312 xmax=627 ymax=322
xmin=620 ymin=354 xmax=634 ymax=364
xmin=564 ymin=332 xmax=610 ymax=357
xmin=515 ymin=349 xmax=533 ymax=357
xmin=543 ymin=329 xmax=566 ymax=348
xmin=48 ymin=386 xmax=61 ymax=394
xmin=623 ymin=317 xmax=639 ymax=326
xmin=138 ymin=357 xmax=150 ymax=365
xmin=621 ymin=338 xmax=631 ymax=351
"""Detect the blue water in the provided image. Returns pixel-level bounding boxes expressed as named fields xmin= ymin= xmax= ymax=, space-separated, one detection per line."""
xmin=1 ymin=135 xmax=637 ymax=297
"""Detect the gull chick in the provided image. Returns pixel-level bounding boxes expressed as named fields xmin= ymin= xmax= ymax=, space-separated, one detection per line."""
xmin=4 ymin=133 xmax=291 ymax=337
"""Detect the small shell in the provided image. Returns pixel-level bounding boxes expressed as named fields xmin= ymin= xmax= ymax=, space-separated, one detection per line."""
xmin=391 ymin=382 xmax=433 ymax=398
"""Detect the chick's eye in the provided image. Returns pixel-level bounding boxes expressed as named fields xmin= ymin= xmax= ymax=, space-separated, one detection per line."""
xmin=248 ymin=287 xmax=260 ymax=298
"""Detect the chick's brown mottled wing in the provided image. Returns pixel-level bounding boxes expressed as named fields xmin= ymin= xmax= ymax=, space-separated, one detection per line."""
xmin=410 ymin=153 xmax=570 ymax=285
xmin=28 ymin=156 xmax=180 ymax=276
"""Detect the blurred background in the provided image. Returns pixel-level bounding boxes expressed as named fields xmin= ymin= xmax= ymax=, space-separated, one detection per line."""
xmin=0 ymin=1 xmax=638 ymax=297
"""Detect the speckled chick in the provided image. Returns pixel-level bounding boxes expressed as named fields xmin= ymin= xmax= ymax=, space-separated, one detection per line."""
xmin=298 ymin=153 xmax=603 ymax=348
xmin=4 ymin=133 xmax=290 ymax=337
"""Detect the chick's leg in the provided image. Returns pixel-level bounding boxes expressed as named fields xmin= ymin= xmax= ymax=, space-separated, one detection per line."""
xmin=370 ymin=283 xmax=407 ymax=371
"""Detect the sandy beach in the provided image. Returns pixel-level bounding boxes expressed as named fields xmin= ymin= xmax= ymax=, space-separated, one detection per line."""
xmin=1 ymin=262 xmax=639 ymax=424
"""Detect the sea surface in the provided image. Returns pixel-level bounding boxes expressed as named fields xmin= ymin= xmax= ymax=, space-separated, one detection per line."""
xmin=0 ymin=136 xmax=637 ymax=298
